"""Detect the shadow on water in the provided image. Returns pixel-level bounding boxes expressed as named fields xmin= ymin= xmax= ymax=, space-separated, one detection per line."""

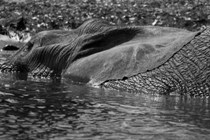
xmin=0 ymin=74 xmax=209 ymax=140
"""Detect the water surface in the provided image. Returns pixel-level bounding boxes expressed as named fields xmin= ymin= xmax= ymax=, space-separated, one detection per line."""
xmin=0 ymin=73 xmax=209 ymax=140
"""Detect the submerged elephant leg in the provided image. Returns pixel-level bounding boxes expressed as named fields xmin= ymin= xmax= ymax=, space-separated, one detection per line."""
xmin=103 ymin=27 xmax=210 ymax=96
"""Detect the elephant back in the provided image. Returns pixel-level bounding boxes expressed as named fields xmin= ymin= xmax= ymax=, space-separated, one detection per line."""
xmin=64 ymin=25 xmax=202 ymax=85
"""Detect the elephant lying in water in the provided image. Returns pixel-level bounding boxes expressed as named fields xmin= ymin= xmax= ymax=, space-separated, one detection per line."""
xmin=0 ymin=19 xmax=209 ymax=96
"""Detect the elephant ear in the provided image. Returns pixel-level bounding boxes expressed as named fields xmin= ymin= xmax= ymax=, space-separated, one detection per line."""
xmin=64 ymin=26 xmax=202 ymax=85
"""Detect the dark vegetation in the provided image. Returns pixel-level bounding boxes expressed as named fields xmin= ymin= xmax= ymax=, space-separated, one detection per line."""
xmin=0 ymin=0 xmax=210 ymax=36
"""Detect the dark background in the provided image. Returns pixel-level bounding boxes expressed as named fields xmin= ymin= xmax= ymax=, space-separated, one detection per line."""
xmin=0 ymin=0 xmax=210 ymax=34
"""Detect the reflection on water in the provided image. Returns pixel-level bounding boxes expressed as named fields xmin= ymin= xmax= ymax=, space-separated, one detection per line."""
xmin=0 ymin=74 xmax=209 ymax=140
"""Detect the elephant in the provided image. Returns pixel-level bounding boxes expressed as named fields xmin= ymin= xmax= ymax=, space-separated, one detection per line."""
xmin=0 ymin=19 xmax=209 ymax=96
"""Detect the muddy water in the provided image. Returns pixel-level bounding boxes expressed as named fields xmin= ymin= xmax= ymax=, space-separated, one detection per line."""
xmin=0 ymin=73 xmax=209 ymax=140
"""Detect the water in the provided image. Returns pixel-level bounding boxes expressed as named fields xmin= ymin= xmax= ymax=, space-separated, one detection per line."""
xmin=0 ymin=73 xmax=210 ymax=140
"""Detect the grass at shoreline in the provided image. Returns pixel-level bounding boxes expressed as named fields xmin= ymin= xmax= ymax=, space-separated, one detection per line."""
xmin=0 ymin=0 xmax=210 ymax=34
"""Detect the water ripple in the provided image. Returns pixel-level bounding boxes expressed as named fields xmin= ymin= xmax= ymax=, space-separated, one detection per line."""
xmin=0 ymin=76 xmax=209 ymax=140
